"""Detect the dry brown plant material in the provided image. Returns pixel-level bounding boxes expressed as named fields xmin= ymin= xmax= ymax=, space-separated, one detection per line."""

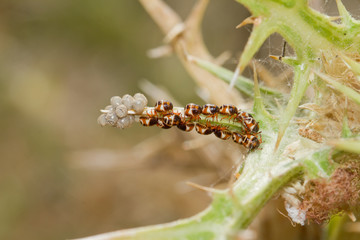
xmin=139 ymin=0 xmax=242 ymax=105
xmin=300 ymin=161 xmax=360 ymax=224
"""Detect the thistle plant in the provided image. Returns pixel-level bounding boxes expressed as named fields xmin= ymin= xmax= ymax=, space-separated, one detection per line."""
xmin=81 ymin=0 xmax=360 ymax=239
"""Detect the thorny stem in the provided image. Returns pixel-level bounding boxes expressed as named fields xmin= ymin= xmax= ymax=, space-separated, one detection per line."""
xmin=275 ymin=64 xmax=311 ymax=151
xmin=77 ymin=136 xmax=304 ymax=240
xmin=85 ymin=0 xmax=360 ymax=239
xmin=252 ymin=63 xmax=275 ymax=126
xmin=230 ymin=18 xmax=276 ymax=86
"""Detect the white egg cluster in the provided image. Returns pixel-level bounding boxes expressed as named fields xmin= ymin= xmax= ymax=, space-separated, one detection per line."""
xmin=97 ymin=93 xmax=148 ymax=129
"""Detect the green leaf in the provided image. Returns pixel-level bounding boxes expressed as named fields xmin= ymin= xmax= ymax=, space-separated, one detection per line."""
xmin=325 ymin=214 xmax=346 ymax=240
xmin=189 ymin=56 xmax=284 ymax=98
xmin=232 ymin=19 xmax=276 ymax=80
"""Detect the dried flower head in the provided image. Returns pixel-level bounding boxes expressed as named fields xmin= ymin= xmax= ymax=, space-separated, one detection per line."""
xmin=300 ymin=161 xmax=360 ymax=224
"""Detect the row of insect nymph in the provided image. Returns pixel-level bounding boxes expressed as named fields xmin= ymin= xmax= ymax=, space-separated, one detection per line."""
xmin=98 ymin=94 xmax=261 ymax=151
xmin=139 ymin=100 xmax=262 ymax=151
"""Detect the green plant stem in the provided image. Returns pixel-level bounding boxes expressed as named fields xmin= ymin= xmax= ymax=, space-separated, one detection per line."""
xmin=77 ymin=133 xmax=336 ymax=240
xmin=234 ymin=19 xmax=276 ymax=76
xmin=76 ymin=139 xmax=303 ymax=240
xmin=324 ymin=214 xmax=346 ymax=240
xmin=230 ymin=159 xmax=303 ymax=229
xmin=236 ymin=0 xmax=360 ymax=68
xmin=88 ymin=1 xmax=360 ymax=239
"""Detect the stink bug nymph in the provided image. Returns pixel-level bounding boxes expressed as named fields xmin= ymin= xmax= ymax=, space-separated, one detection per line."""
xmin=214 ymin=129 xmax=232 ymax=140
xmin=219 ymin=104 xmax=238 ymax=116
xmin=155 ymin=100 xmax=173 ymax=113
xmin=163 ymin=113 xmax=182 ymax=127
xmin=139 ymin=116 xmax=158 ymax=127
xmin=232 ymin=132 xmax=244 ymax=144
xmin=202 ymin=104 xmax=219 ymax=115
xmin=242 ymin=134 xmax=261 ymax=151
xmin=195 ymin=123 xmax=213 ymax=135
xmin=184 ymin=103 xmax=202 ymax=120
xmin=157 ymin=118 xmax=172 ymax=129
xmin=177 ymin=122 xmax=195 ymax=132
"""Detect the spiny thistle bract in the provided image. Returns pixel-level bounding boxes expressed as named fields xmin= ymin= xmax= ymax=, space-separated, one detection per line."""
xmin=82 ymin=0 xmax=360 ymax=239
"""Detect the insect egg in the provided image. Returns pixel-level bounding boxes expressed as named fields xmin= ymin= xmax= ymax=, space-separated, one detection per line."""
xmin=134 ymin=93 xmax=148 ymax=106
xmin=105 ymin=105 xmax=114 ymax=111
xmin=127 ymin=115 xmax=135 ymax=125
xmin=105 ymin=112 xmax=118 ymax=125
xmin=97 ymin=114 xmax=107 ymax=127
xmin=121 ymin=94 xmax=135 ymax=109
xmin=132 ymin=99 xmax=146 ymax=114
xmin=116 ymin=116 xmax=131 ymax=129
xmin=115 ymin=104 xmax=128 ymax=118
xmin=110 ymin=96 xmax=122 ymax=107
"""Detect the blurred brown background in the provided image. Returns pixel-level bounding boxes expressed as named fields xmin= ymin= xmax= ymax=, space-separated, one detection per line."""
xmin=0 ymin=1 xmax=359 ymax=240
